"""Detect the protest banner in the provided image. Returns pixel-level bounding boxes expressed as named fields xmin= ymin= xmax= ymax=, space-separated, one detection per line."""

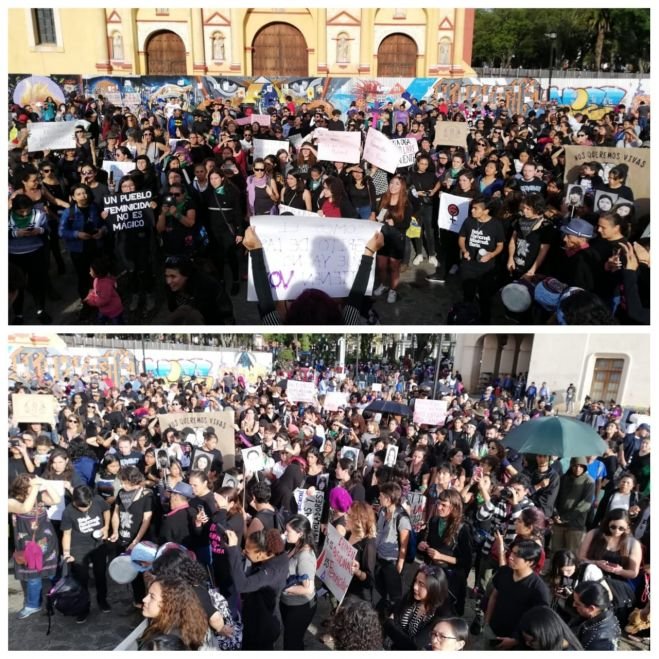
xmin=241 ymin=446 xmax=265 ymax=473
xmin=323 ymin=391 xmax=348 ymax=412
xmin=437 ymin=193 xmax=471 ymax=233
xmin=247 ymin=215 xmax=379 ymax=301
xmin=253 ymin=138 xmax=290 ymax=159
xmin=392 ymin=137 xmax=418 ymax=167
xmin=286 ymin=379 xmax=316 ymax=403
xmin=11 ymin=393 xmax=58 ymax=424
xmin=371 ymin=383 xmax=382 ymax=392
xmin=102 ymin=190 xmax=154 ymax=232
xmin=413 ymin=398 xmax=448 ymax=426
xmin=299 ymin=490 xmax=324 ymax=543
xmin=102 ymin=160 xmax=135 ymax=186
xmin=235 ymin=114 xmax=271 ymax=127
xmin=157 ymin=411 xmax=236 ymax=468
xmin=384 ymin=444 xmax=399 ymax=467
xmin=433 ymin=121 xmax=470 ymax=148
xmin=563 ymin=146 xmax=650 ymax=217
xmin=406 ymin=491 xmax=426 ymax=530
xmin=27 ymin=120 xmax=88 ymax=152
xmin=279 ymin=204 xmax=319 ymax=217
xmin=363 ymin=127 xmax=401 ymax=174
xmin=317 ymin=130 xmax=361 ymax=164
xmin=316 ymin=523 xmax=358 ymax=604
xmin=288 ymin=133 xmax=304 ymax=149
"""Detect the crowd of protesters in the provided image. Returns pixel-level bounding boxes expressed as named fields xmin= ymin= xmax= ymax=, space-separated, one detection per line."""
xmin=8 ymin=89 xmax=650 ymax=325
xmin=8 ymin=354 xmax=650 ymax=650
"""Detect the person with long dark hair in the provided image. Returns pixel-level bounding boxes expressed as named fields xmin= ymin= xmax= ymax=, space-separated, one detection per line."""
xmin=428 ymin=617 xmax=469 ymax=651
xmin=571 ymin=581 xmax=621 ymax=650
xmin=408 ymin=155 xmax=441 ymax=266
xmin=517 ymin=605 xmax=583 ymax=650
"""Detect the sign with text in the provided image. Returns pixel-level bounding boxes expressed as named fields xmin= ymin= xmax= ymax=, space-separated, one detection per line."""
xmin=286 ymin=379 xmax=316 ymax=404
xmin=392 ymin=137 xmax=418 ymax=167
xmin=413 ymin=399 xmax=448 ymax=426
xmin=323 ymin=391 xmax=348 ymax=412
xmin=437 ymin=193 xmax=471 ymax=233
xmin=317 ymin=130 xmax=361 ymax=164
xmin=102 ymin=160 xmax=135 ymax=185
xmin=157 ymin=411 xmax=236 ymax=469
xmin=253 ymin=138 xmax=290 ymax=160
xmin=279 ymin=204 xmax=318 ymax=217
xmin=247 ymin=215 xmax=379 ymax=301
xmin=288 ymin=133 xmax=304 ymax=150
xmin=433 ymin=121 xmax=469 ymax=148
xmin=406 ymin=491 xmax=426 ymax=531
xmin=316 ymin=523 xmax=358 ymax=604
xmin=103 ymin=190 xmax=154 ymax=232
xmin=235 ymin=114 xmax=271 ymax=127
xmin=11 ymin=393 xmax=58 ymax=424
xmin=363 ymin=127 xmax=401 ymax=174
xmin=294 ymin=488 xmax=325 ymax=543
xmin=27 ymin=120 xmax=88 ymax=152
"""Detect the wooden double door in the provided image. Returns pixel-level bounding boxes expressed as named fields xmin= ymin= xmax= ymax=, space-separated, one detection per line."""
xmin=146 ymin=31 xmax=187 ymax=75
xmin=377 ymin=33 xmax=417 ymax=77
xmin=252 ymin=23 xmax=308 ymax=77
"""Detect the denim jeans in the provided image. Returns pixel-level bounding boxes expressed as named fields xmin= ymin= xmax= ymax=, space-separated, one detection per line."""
xmin=356 ymin=205 xmax=372 ymax=220
xmin=23 ymin=577 xmax=42 ymax=609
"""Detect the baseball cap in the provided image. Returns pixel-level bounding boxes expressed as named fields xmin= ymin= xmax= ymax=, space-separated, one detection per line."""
xmin=637 ymin=423 xmax=651 ymax=432
xmin=560 ymin=218 xmax=594 ymax=239
xmin=167 ymin=482 xmax=194 ymax=498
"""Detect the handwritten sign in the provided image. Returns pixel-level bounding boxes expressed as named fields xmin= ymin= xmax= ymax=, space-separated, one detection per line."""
xmin=438 ymin=193 xmax=471 ymax=233
xmin=247 ymin=215 xmax=379 ymax=302
xmin=295 ymin=488 xmax=325 ymax=543
xmin=102 ymin=190 xmax=153 ymax=232
xmin=157 ymin=411 xmax=236 ymax=469
xmin=371 ymin=383 xmax=382 ymax=392
xmin=286 ymin=379 xmax=316 ymax=404
xmin=413 ymin=399 xmax=448 ymax=426
xmin=253 ymin=138 xmax=289 ymax=159
xmin=316 ymin=523 xmax=358 ymax=604
xmin=406 ymin=491 xmax=426 ymax=530
xmin=392 ymin=137 xmax=418 ymax=167
xmin=363 ymin=128 xmax=401 ymax=174
xmin=235 ymin=114 xmax=271 ymax=127
xmin=323 ymin=392 xmax=348 ymax=412
xmin=279 ymin=204 xmax=318 ymax=217
xmin=317 ymin=130 xmax=361 ymax=164
xmin=27 ymin=120 xmax=88 ymax=152
xmin=433 ymin=121 xmax=469 ymax=148
xmin=102 ymin=160 xmax=135 ymax=185
xmin=12 ymin=393 xmax=57 ymax=424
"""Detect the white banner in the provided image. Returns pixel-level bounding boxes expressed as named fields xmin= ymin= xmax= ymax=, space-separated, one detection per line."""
xmin=279 ymin=204 xmax=318 ymax=217
xmin=247 ymin=215 xmax=379 ymax=301
xmin=27 ymin=121 xmax=88 ymax=152
xmin=323 ymin=391 xmax=348 ymax=411
xmin=363 ymin=127 xmax=400 ymax=174
xmin=413 ymin=399 xmax=448 ymax=426
xmin=433 ymin=121 xmax=469 ymax=148
xmin=294 ymin=489 xmax=325 ymax=543
xmin=11 ymin=393 xmax=58 ymax=424
xmin=102 ymin=160 xmax=135 ymax=185
xmin=392 ymin=137 xmax=418 ymax=167
xmin=286 ymin=379 xmax=316 ymax=403
xmin=253 ymin=138 xmax=290 ymax=160
xmin=316 ymin=523 xmax=358 ymax=604
xmin=317 ymin=130 xmax=361 ymax=164
xmin=437 ymin=193 xmax=471 ymax=233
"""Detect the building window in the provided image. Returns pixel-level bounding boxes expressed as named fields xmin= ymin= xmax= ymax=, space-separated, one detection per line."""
xmin=590 ymin=358 xmax=624 ymax=402
xmin=32 ymin=9 xmax=56 ymax=45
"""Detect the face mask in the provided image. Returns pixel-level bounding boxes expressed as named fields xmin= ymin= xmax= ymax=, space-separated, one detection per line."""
xmin=11 ymin=209 xmax=34 ymax=229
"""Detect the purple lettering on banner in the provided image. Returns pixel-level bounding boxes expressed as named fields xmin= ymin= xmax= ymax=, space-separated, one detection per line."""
xmin=268 ymin=270 xmax=294 ymax=289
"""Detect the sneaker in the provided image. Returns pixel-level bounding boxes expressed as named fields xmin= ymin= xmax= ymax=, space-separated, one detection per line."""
xmin=145 ymin=294 xmax=156 ymax=312
xmin=426 ymin=273 xmax=446 ymax=284
xmin=387 ymin=289 xmax=397 ymax=303
xmin=76 ymin=610 xmax=89 ymax=624
xmin=128 ymin=294 xmax=140 ymax=312
xmin=449 ymin=264 xmax=459 ymax=275
xmin=36 ymin=309 xmax=52 ymax=324
xmin=16 ymin=606 xmax=41 ymax=620
xmin=428 ymin=255 xmax=438 ymax=267
xmin=98 ymin=600 xmax=111 ymax=613
xmin=373 ymin=283 xmax=388 ymax=296
xmin=412 ymin=254 xmax=424 ymax=266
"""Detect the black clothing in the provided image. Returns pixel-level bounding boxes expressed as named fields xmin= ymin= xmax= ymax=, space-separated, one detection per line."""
xmin=158 ymin=504 xmax=197 ymax=547
xmin=510 ymin=217 xmax=554 ymax=276
xmin=165 ymin=270 xmax=234 ymax=324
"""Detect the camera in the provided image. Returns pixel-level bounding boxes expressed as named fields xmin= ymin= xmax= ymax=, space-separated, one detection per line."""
xmin=501 ymin=487 xmax=514 ymax=500
xmin=9 ymin=439 xmax=20 ymax=448
xmin=162 ymin=195 xmax=177 ymax=207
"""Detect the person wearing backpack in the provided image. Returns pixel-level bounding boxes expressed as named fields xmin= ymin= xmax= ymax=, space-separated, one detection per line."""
xmin=60 ymin=485 xmax=111 ymax=621
xmin=374 ymin=481 xmax=411 ymax=612
xmin=9 ymin=474 xmax=61 ymax=619
xmin=246 ymin=480 xmax=283 ymax=535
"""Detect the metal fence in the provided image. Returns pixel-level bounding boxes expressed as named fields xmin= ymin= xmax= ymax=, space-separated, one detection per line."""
xmin=472 ymin=67 xmax=649 ymax=79
xmin=62 ymin=335 xmax=238 ymax=352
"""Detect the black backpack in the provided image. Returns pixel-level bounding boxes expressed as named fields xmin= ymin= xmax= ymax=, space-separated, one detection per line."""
xmin=46 ymin=560 xmax=90 ymax=634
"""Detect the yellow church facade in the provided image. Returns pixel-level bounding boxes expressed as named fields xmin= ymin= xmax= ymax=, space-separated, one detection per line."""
xmin=9 ymin=8 xmax=475 ymax=78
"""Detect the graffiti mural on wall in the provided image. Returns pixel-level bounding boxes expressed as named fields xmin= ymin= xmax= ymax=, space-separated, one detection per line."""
xmin=9 ymin=73 xmax=649 ymax=119
xmin=8 ymin=347 xmax=273 ymax=389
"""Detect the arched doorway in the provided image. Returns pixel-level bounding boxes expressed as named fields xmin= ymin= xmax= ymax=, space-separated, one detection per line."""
xmin=377 ymin=33 xmax=417 ymax=77
xmin=146 ymin=30 xmax=186 ymax=75
xmin=252 ymin=23 xmax=308 ymax=77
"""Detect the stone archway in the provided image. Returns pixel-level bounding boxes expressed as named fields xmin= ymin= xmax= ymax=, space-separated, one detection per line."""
xmin=145 ymin=30 xmax=186 ymax=75
xmin=377 ymin=33 xmax=417 ymax=76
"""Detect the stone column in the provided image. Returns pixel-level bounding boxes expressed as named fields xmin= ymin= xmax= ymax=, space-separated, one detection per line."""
xmin=230 ymin=8 xmax=243 ymax=72
xmin=317 ymin=8 xmax=327 ymax=73
xmin=191 ymin=9 xmax=207 ymax=73
xmin=358 ymin=8 xmax=372 ymax=73
xmin=94 ymin=9 xmax=112 ymax=72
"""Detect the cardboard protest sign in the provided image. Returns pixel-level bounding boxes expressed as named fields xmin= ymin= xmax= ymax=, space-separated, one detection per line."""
xmin=295 ymin=489 xmax=325 ymax=543
xmin=563 ymin=146 xmax=650 ymax=217
xmin=392 ymin=137 xmax=418 ymax=168
xmin=157 ymin=411 xmax=236 ymax=469
xmin=413 ymin=399 xmax=448 ymax=426
xmin=27 ymin=120 xmax=88 ymax=152
xmin=235 ymin=114 xmax=271 ymax=127
xmin=316 ymin=523 xmax=358 ymax=604
xmin=286 ymin=379 xmax=316 ymax=404
xmin=317 ymin=130 xmax=361 ymax=164
xmin=323 ymin=392 xmax=348 ymax=412
xmin=253 ymin=138 xmax=289 ymax=159
xmin=433 ymin=121 xmax=469 ymax=149
xmin=363 ymin=128 xmax=401 ymax=174
xmin=241 ymin=446 xmax=265 ymax=473
xmin=102 ymin=160 xmax=135 ymax=185
xmin=12 ymin=393 xmax=58 ymax=424
xmin=437 ymin=193 xmax=471 ymax=233
xmin=247 ymin=215 xmax=379 ymax=301
xmin=102 ymin=190 xmax=154 ymax=232
xmin=384 ymin=444 xmax=399 ymax=467
xmin=279 ymin=204 xmax=319 ymax=217
xmin=406 ymin=491 xmax=426 ymax=530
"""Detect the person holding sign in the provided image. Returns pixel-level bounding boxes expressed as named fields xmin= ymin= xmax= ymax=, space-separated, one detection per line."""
xmin=372 ymin=176 xmax=417 ymax=304
xmin=408 ymin=156 xmax=441 ymax=266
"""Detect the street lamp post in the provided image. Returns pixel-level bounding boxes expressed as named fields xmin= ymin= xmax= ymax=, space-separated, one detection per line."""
xmin=545 ymin=32 xmax=558 ymax=103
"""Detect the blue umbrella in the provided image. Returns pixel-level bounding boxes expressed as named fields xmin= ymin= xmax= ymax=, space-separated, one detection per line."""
xmin=502 ymin=415 xmax=607 ymax=459
xmin=364 ymin=399 xmax=412 ymax=417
